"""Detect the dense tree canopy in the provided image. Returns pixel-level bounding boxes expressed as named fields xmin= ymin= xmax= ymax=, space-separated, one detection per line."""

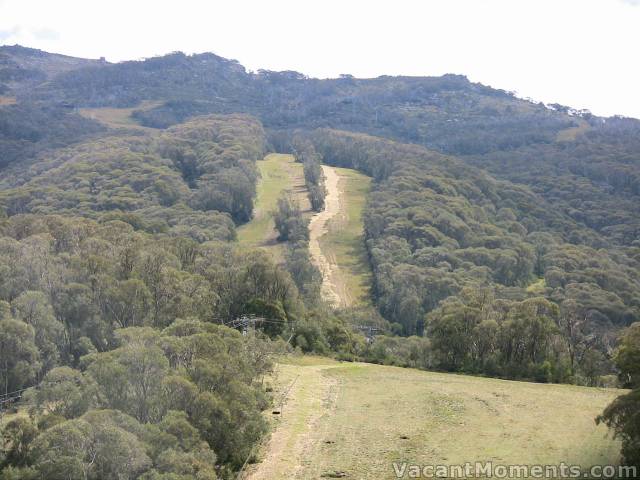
xmin=0 ymin=114 xmax=264 ymax=229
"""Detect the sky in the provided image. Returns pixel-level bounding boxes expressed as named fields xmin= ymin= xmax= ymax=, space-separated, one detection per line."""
xmin=1 ymin=0 xmax=639 ymax=118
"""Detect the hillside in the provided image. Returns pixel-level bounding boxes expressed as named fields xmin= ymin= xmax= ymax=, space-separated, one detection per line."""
xmin=0 ymin=114 xmax=265 ymax=236
xmin=246 ymin=357 xmax=622 ymax=479
xmin=26 ymin=51 xmax=580 ymax=157
xmin=311 ymin=130 xmax=639 ymax=335
xmin=1 ymin=45 xmax=638 ymax=373
xmin=1 ymin=44 xmax=640 ymax=477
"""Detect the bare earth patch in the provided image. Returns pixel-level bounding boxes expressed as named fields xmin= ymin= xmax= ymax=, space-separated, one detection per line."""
xmin=309 ymin=165 xmax=373 ymax=307
xmin=244 ymin=359 xmax=341 ymax=480
xmin=308 ymin=166 xmax=345 ymax=307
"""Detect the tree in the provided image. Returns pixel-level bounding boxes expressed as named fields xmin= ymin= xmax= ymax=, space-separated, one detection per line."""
xmin=1 ymin=417 xmax=38 ymax=467
xmin=499 ymin=298 xmax=558 ymax=380
xmin=557 ymin=300 xmax=613 ymax=384
xmin=191 ymin=168 xmax=256 ymax=223
xmin=427 ymin=301 xmax=479 ymax=371
xmin=308 ymin=184 xmax=326 ymax=212
xmin=293 ymin=138 xmax=327 ymax=213
xmin=597 ymin=323 xmax=640 ymax=467
xmin=30 ymin=420 xmax=92 ymax=480
xmin=12 ymin=291 xmax=64 ymax=373
xmin=52 ymin=283 xmax=105 ymax=361
xmin=30 ymin=414 xmax=151 ymax=480
xmin=284 ymin=244 xmax=322 ymax=305
xmin=85 ymin=329 xmax=169 ymax=423
xmin=0 ymin=317 xmax=40 ymax=396
xmin=272 ymin=194 xmax=307 ymax=243
xmin=36 ymin=367 xmax=98 ymax=419
xmin=612 ymin=322 xmax=640 ymax=389
xmin=101 ymin=279 xmax=151 ymax=329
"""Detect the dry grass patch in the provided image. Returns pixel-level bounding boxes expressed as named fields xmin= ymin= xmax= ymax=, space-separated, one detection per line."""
xmin=79 ymin=100 xmax=161 ymax=130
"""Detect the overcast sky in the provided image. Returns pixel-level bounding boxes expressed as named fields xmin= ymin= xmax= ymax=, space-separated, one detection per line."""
xmin=1 ymin=0 xmax=639 ymax=118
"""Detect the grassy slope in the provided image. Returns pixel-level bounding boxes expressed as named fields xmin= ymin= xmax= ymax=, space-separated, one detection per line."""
xmin=78 ymin=100 xmax=161 ymax=130
xmin=237 ymin=153 xmax=308 ymax=260
xmin=248 ymin=358 xmax=622 ymax=480
xmin=319 ymin=167 xmax=373 ymax=306
xmin=556 ymin=118 xmax=590 ymax=142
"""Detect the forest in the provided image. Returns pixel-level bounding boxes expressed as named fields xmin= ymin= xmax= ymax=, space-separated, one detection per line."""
xmin=0 ymin=44 xmax=639 ymax=475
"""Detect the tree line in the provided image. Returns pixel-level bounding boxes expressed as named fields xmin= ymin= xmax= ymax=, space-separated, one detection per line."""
xmin=291 ymin=137 xmax=327 ymax=212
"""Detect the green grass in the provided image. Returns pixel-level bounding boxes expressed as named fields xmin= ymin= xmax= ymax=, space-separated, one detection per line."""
xmin=319 ymin=167 xmax=373 ymax=306
xmin=251 ymin=359 xmax=623 ymax=480
xmin=237 ymin=154 xmax=306 ymax=259
xmin=278 ymin=354 xmax=341 ymax=367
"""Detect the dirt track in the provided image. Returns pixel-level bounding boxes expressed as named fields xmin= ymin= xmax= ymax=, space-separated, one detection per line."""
xmin=307 ymin=165 xmax=344 ymax=307
xmin=243 ymin=361 xmax=340 ymax=480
